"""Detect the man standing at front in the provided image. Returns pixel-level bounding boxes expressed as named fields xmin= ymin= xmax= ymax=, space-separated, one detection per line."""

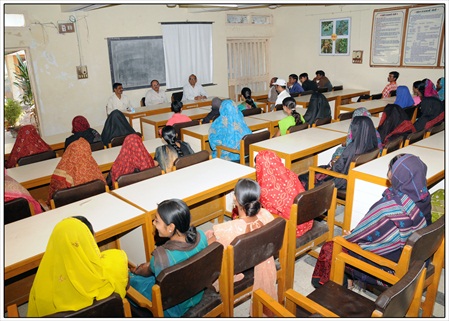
xmin=273 ymin=79 xmax=291 ymax=108
xmin=145 ymin=79 xmax=168 ymax=105
xmin=182 ymin=74 xmax=207 ymax=101
xmin=106 ymin=82 xmax=132 ymax=115
xmin=382 ymin=71 xmax=399 ymax=98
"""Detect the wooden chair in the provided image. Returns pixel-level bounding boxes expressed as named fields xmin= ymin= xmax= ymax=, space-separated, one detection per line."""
xmin=140 ymin=97 xmax=146 ymax=106
xmin=171 ymin=91 xmax=183 ymax=102
xmin=108 ymin=133 xmax=142 ymax=148
xmin=253 ymin=261 xmax=427 ymax=318
xmin=223 ymin=217 xmax=288 ymax=316
xmin=172 ymin=150 xmax=210 ymax=171
xmin=17 ymin=150 xmax=56 ymax=166
xmin=308 ymin=148 xmax=380 ymax=227
xmin=216 ymin=130 xmax=270 ymax=165
xmin=317 ymin=87 xmax=328 ymax=93
xmin=300 ymin=90 xmax=314 ymax=96
xmin=285 ymin=180 xmax=337 ymax=290
xmin=173 ymin=120 xmax=200 ymax=139
xmin=331 ymin=216 xmax=445 ymax=317
xmin=4 ymin=197 xmax=35 ymax=224
xmin=425 ymin=121 xmax=444 ymax=138
xmin=380 ymin=136 xmax=404 ymax=156
xmin=403 ymin=105 xmax=418 ymax=123
xmin=114 ymin=166 xmax=164 ymax=189
xmin=90 ymin=141 xmax=105 ymax=152
xmin=7 ymin=292 xmax=132 ymax=317
xmin=332 ymin=85 xmax=343 ymax=91
xmin=403 ymin=129 xmax=426 ymax=146
xmin=50 ymin=179 xmax=109 ymax=209
xmin=126 ymin=242 xmax=227 ymax=317
xmin=312 ymin=116 xmax=332 ymax=127
xmin=241 ymin=107 xmax=263 ymax=117
xmin=337 ymin=111 xmax=354 ymax=121
xmin=286 ymin=122 xmax=309 ymax=134
xmin=274 ymin=104 xmax=283 ymax=111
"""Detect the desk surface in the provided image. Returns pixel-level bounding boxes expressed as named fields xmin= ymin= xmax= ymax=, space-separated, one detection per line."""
xmin=5 ymin=192 xmax=145 ymax=279
xmin=413 ymin=131 xmax=445 ymax=151
xmin=140 ymin=107 xmax=210 ymax=122
xmin=318 ymin=117 xmax=381 ymax=133
xmin=338 ymin=97 xmax=396 ymax=112
xmin=112 ymin=158 xmax=255 ymax=212
xmin=123 ymin=98 xmax=216 ymax=117
xmin=294 ymin=88 xmax=370 ymax=105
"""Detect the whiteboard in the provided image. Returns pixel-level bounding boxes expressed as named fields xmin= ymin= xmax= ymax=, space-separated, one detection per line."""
xmin=107 ymin=36 xmax=166 ymax=90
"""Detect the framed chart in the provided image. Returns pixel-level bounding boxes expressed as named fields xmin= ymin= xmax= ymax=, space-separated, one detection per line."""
xmin=320 ymin=18 xmax=350 ymax=55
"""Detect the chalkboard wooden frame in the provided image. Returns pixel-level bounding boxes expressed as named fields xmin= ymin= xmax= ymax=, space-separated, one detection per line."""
xmin=107 ymin=36 xmax=166 ymax=90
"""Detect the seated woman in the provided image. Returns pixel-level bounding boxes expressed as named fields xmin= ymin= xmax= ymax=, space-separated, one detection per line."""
xmin=394 ymin=85 xmax=415 ymax=109
xmin=129 ymin=199 xmax=207 ymax=317
xmin=377 ymin=104 xmax=415 ymax=146
xmin=201 ymin=97 xmax=222 ymax=123
xmin=101 ymin=109 xmax=136 ymax=146
xmin=237 ymin=87 xmax=257 ymax=111
xmin=65 ymin=115 xmax=102 ymax=150
xmin=5 ymin=170 xmax=43 ymax=214
xmin=27 ymin=216 xmax=128 ymax=317
xmin=164 ymin=100 xmax=192 ymax=128
xmin=208 ymin=99 xmax=252 ymax=162
xmin=255 ymin=150 xmax=312 ymax=237
xmin=436 ymin=77 xmax=444 ymax=102
xmin=273 ymin=97 xmax=306 ymax=137
xmin=47 ymin=138 xmax=106 ymax=204
xmin=312 ymin=154 xmax=429 ymax=288
xmin=303 ymin=92 xmax=332 ymax=125
xmin=106 ymin=133 xmax=156 ymax=188
xmin=154 ymin=125 xmax=194 ymax=173
xmin=413 ymin=78 xmax=445 ymax=131
xmin=299 ymin=116 xmax=379 ymax=191
xmin=6 ymin=124 xmax=52 ymax=168
xmin=330 ymin=107 xmax=382 ymax=164
xmin=206 ymin=178 xmax=276 ymax=316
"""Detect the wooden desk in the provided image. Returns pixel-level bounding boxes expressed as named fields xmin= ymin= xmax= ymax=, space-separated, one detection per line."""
xmin=140 ymin=107 xmax=210 ymax=139
xmin=248 ymin=127 xmax=346 ymax=169
xmin=345 ymin=145 xmax=445 ymax=231
xmin=294 ymin=88 xmax=371 ymax=109
xmin=412 ymin=131 xmax=444 ymax=151
xmin=111 ymin=158 xmax=256 ymax=253
xmin=181 ymin=118 xmax=271 ymax=152
xmin=247 ymin=109 xmax=307 ymax=136
xmin=335 ymin=97 xmax=395 ymax=120
xmin=317 ymin=117 xmax=381 ymax=134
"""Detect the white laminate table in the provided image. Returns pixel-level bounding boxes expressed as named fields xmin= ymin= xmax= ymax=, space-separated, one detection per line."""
xmin=335 ymin=97 xmax=396 ymax=120
xmin=247 ymin=109 xmax=307 ymax=135
xmin=317 ymin=117 xmax=381 ymax=134
xmin=412 ymin=131 xmax=445 ymax=151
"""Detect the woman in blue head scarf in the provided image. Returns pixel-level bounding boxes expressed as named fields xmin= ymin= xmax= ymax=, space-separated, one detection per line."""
xmin=436 ymin=77 xmax=445 ymax=101
xmin=394 ymin=85 xmax=415 ymax=108
xmin=208 ymin=99 xmax=252 ymax=162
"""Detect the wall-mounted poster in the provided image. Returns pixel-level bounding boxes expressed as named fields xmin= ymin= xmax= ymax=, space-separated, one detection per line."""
xmin=320 ymin=18 xmax=350 ymax=55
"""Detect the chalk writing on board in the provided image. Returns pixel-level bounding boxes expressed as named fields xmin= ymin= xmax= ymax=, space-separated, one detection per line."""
xmin=107 ymin=36 xmax=166 ymax=90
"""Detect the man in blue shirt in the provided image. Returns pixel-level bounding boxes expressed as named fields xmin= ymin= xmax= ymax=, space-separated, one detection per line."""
xmin=288 ymin=73 xmax=304 ymax=97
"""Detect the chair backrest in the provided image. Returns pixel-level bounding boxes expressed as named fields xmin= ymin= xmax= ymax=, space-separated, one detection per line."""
xmin=300 ymin=90 xmax=314 ymax=96
xmin=242 ymin=130 xmax=270 ymax=158
xmin=293 ymin=180 xmax=335 ymax=225
xmin=404 ymin=129 xmax=426 ymax=146
xmin=108 ymin=135 xmax=127 ymax=148
xmin=403 ymin=105 xmax=418 ymax=121
xmin=115 ymin=166 xmax=163 ymax=189
xmin=389 ymin=90 xmax=397 ymax=97
xmin=173 ymin=120 xmax=200 ymax=138
xmin=4 ymin=197 xmax=34 ymax=224
xmin=171 ymin=91 xmax=183 ymax=102
xmin=317 ymin=87 xmax=328 ymax=93
xmin=426 ymin=121 xmax=444 ymax=137
xmin=173 ymin=150 xmax=210 ymax=171
xmin=51 ymin=179 xmax=108 ymax=208
xmin=351 ymin=148 xmax=380 ymax=169
xmin=17 ymin=150 xmax=56 ymax=166
xmin=140 ymin=97 xmax=146 ymax=107
xmin=333 ymin=85 xmax=343 ymax=91
xmin=241 ymin=107 xmax=263 ymax=117
xmin=90 ymin=141 xmax=105 ymax=152
xmin=381 ymin=136 xmax=404 ymax=156
xmin=47 ymin=293 xmax=130 ymax=317
xmin=287 ymin=122 xmax=309 ymax=134
xmin=274 ymin=104 xmax=283 ymax=111
xmin=231 ymin=217 xmax=286 ymax=274
xmin=157 ymin=242 xmax=224 ymax=310
xmin=338 ymin=111 xmax=354 ymax=121
xmin=374 ymin=261 xmax=426 ymax=317
xmin=313 ymin=116 xmax=332 ymax=127
xmin=370 ymin=93 xmax=382 ymax=100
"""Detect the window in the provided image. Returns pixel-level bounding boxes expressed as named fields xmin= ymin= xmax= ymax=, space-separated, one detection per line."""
xmin=5 ymin=14 xmax=25 ymax=27
xmin=227 ymin=14 xmax=271 ymax=25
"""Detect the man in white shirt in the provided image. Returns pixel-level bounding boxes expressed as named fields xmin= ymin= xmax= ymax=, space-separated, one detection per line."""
xmin=144 ymin=79 xmax=168 ymax=105
xmin=273 ymin=78 xmax=291 ymax=107
xmin=106 ymin=82 xmax=132 ymax=115
xmin=182 ymin=74 xmax=207 ymax=101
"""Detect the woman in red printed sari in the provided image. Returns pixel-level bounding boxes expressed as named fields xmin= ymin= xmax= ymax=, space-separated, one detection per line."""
xmin=47 ymin=138 xmax=105 ymax=204
xmin=6 ymin=125 xmax=52 ymax=168
xmin=106 ymin=133 xmax=156 ymax=188
xmin=5 ymin=170 xmax=43 ymax=214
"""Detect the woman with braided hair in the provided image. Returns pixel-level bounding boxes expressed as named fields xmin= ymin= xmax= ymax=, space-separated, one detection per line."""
xmin=273 ymin=96 xmax=306 ymax=137
xmin=154 ymin=125 xmax=194 ymax=172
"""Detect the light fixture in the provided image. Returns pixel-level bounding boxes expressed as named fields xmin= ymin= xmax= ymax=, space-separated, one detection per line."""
xmin=166 ymin=4 xmax=177 ymax=8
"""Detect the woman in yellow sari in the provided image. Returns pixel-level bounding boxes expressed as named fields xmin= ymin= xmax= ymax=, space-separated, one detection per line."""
xmin=27 ymin=217 xmax=128 ymax=317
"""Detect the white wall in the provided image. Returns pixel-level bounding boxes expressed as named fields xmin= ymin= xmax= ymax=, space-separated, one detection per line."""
xmin=4 ymin=4 xmax=444 ymax=136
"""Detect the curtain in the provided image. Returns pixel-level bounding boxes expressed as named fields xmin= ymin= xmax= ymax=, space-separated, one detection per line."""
xmin=162 ymin=23 xmax=213 ymax=89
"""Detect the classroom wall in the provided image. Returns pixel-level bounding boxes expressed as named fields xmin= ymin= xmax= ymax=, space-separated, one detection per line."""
xmin=4 ymin=4 xmax=444 ymax=136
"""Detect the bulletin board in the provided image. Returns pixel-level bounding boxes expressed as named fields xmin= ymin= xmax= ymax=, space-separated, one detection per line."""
xmin=370 ymin=4 xmax=444 ymax=68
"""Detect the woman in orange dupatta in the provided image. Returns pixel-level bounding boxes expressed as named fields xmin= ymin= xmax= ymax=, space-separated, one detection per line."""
xmin=6 ymin=125 xmax=52 ymax=168
xmin=106 ymin=133 xmax=156 ymax=188
xmin=255 ymin=150 xmax=313 ymax=237
xmin=47 ymin=138 xmax=106 ymax=203
xmin=206 ymin=178 xmax=276 ymax=316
